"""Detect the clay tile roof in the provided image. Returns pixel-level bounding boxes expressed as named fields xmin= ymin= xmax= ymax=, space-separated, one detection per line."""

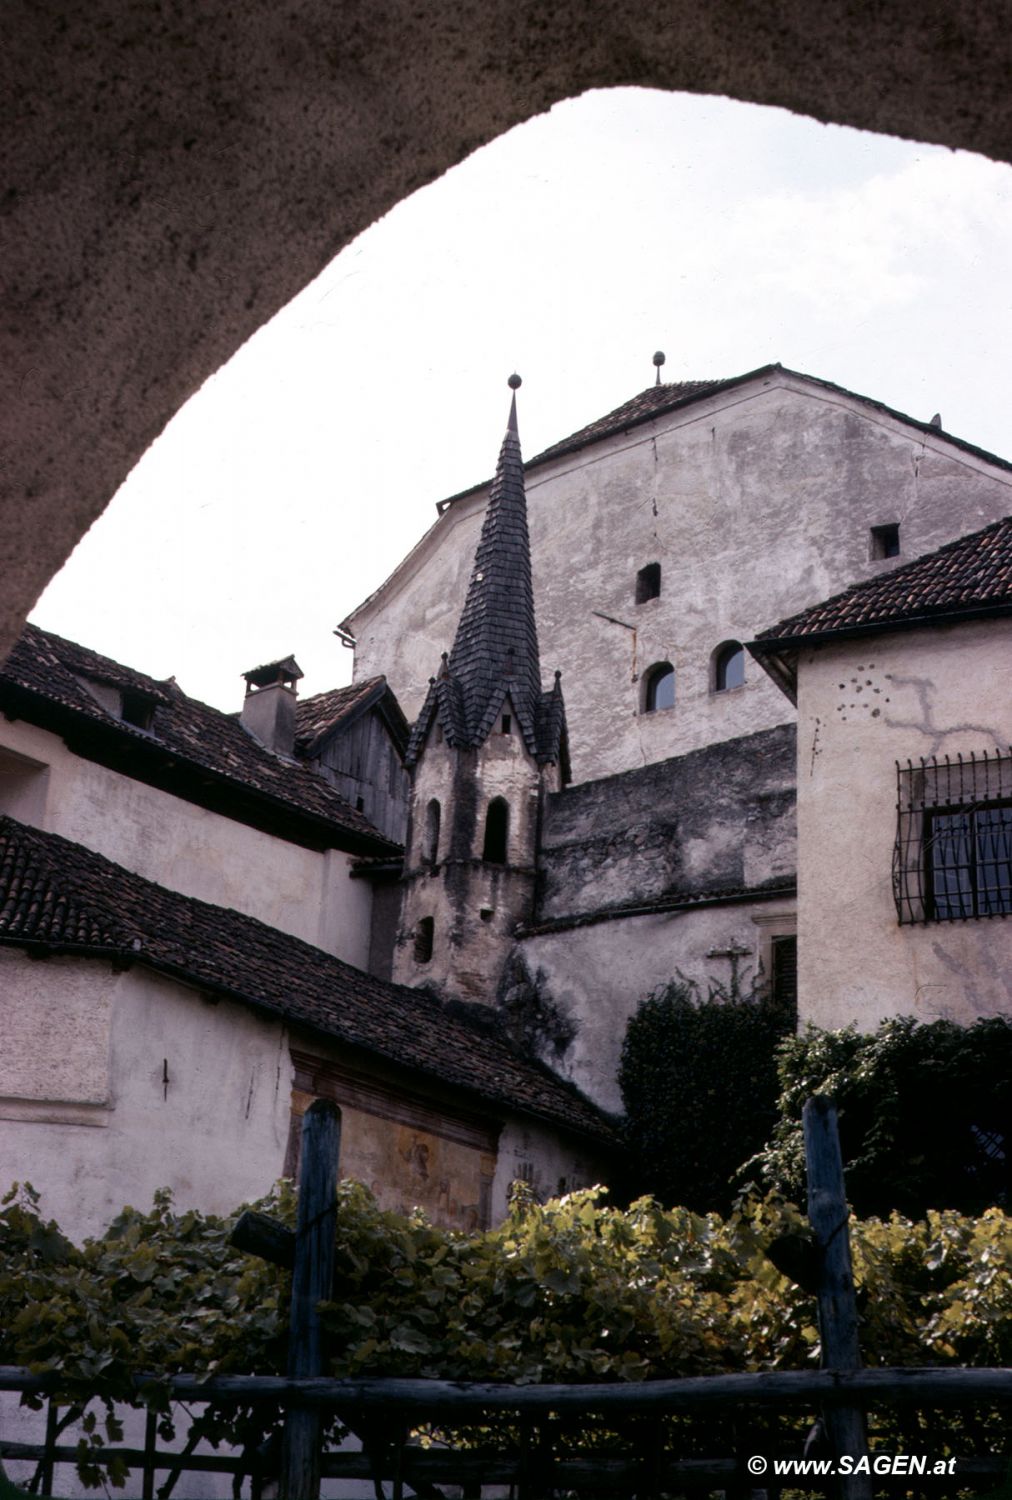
xmin=295 ymin=676 xmax=408 ymax=759
xmin=0 ymin=817 xmax=612 ymax=1143
xmin=1 ymin=626 xmax=399 ymax=857
xmin=527 ymin=380 xmax=727 ymax=466
xmin=753 ymin=513 xmax=1012 ymax=646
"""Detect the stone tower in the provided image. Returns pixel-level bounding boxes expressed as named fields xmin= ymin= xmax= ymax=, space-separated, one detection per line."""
xmin=393 ymin=378 xmax=569 ymax=1002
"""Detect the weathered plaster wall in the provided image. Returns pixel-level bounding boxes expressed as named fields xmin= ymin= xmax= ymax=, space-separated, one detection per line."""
xmin=795 ymin=618 xmax=1012 ymax=1032
xmin=0 ymin=716 xmax=371 ymax=966
xmin=0 ymin=954 xmax=293 ymax=1239
xmin=490 ymin=1116 xmax=606 ymax=1221
xmin=394 ymin=720 xmax=558 ymax=1000
xmin=537 ymin=724 xmax=796 ymax=921
xmin=350 ymin=376 xmax=1012 ymax=783
xmin=518 ymin=895 xmax=798 ymax=1114
xmin=0 ymin=947 xmax=607 ymax=1243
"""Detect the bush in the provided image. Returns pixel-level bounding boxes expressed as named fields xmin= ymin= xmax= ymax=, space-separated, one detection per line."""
xmin=748 ymin=1016 xmax=1012 ymax=1217
xmin=619 ymin=975 xmax=793 ymax=1212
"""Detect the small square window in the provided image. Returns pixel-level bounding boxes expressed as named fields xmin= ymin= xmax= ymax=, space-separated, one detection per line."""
xmin=870 ymin=523 xmax=900 ymax=560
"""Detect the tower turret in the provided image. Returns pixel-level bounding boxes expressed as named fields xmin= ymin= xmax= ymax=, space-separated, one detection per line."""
xmin=394 ymin=377 xmax=569 ymax=1002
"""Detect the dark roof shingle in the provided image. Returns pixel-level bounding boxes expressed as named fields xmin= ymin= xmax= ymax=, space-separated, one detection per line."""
xmin=2 ymin=626 xmax=399 ymax=856
xmin=407 ymin=395 xmax=568 ymax=773
xmin=0 ymin=817 xmax=611 ymax=1143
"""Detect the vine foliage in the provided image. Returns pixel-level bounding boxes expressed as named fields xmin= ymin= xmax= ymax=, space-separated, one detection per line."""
xmin=4 ymin=1177 xmax=1012 ymax=1488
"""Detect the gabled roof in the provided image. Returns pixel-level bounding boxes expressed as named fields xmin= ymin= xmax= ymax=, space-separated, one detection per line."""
xmin=526 ymin=379 xmax=727 ymax=466
xmin=749 ymin=512 xmax=1012 ymax=701
xmin=405 ymin=390 xmax=569 ymax=775
xmin=345 ymin=363 xmax=1012 ymax=639
xmin=0 ymin=816 xmax=612 ymax=1143
xmin=295 ymin=675 xmax=409 ymax=759
xmin=2 ymin=626 xmax=400 ymax=857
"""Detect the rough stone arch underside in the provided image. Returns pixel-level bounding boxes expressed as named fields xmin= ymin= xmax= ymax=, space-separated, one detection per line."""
xmin=3 ymin=0 xmax=1010 ymax=658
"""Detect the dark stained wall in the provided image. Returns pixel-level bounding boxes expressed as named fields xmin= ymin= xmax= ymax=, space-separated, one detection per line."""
xmin=536 ymin=724 xmax=796 ymax=923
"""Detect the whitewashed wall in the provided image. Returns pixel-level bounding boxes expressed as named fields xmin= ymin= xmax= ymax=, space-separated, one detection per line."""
xmin=794 ymin=618 xmax=1012 ymax=1031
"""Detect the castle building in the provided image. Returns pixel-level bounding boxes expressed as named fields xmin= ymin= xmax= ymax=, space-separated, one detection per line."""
xmin=2 ymin=362 xmax=1011 ymax=1239
xmin=348 ymin=364 xmax=1012 ymax=1111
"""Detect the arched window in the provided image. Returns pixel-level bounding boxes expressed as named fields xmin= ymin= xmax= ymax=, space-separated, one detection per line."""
xmin=643 ymin=662 xmax=675 ymax=713
xmin=482 ymin=797 xmax=509 ymax=863
xmin=423 ymin=798 xmax=441 ymax=865
xmin=713 ymin=641 xmax=746 ymax=692
xmin=414 ymin=916 xmax=434 ymax=964
xmin=635 ymin=562 xmax=661 ymax=603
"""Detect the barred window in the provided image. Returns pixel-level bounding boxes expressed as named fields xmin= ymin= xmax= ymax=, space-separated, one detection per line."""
xmin=894 ymin=751 xmax=1012 ymax=924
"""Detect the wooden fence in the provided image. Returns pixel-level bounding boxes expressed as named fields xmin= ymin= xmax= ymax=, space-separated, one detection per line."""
xmin=2 ymin=1099 xmax=1010 ymax=1500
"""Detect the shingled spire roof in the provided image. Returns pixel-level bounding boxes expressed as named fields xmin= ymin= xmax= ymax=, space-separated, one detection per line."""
xmin=406 ymin=380 xmax=568 ymax=776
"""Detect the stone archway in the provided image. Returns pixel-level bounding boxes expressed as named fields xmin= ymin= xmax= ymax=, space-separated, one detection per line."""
xmin=3 ymin=0 xmax=1009 ymax=656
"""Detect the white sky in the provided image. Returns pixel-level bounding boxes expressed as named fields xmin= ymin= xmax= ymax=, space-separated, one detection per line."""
xmin=32 ymin=87 xmax=1012 ymax=712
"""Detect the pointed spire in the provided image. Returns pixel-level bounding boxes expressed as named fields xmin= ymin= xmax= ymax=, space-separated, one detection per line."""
xmin=405 ymin=376 xmax=569 ymax=777
xmin=441 ymin=374 xmax=544 ymax=752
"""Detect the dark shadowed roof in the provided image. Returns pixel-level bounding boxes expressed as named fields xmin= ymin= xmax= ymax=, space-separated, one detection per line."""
xmin=749 ymin=513 xmax=1012 ymax=701
xmin=406 ymin=393 xmax=569 ymax=775
xmin=1 ymin=626 xmax=399 ymax=856
xmin=295 ymin=676 xmax=409 ymax=759
xmin=0 ymin=816 xmax=611 ymax=1142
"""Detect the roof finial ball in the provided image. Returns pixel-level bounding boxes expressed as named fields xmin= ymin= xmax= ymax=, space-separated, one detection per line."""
xmin=508 ymin=372 xmax=522 ymax=390
xmin=652 ymin=350 xmax=666 ymax=386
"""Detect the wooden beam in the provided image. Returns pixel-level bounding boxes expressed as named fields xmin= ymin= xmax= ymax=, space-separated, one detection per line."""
xmin=230 ymin=1209 xmax=296 ymax=1269
xmin=804 ymin=1095 xmax=872 ymax=1500
xmin=280 ymin=1097 xmax=341 ymax=1500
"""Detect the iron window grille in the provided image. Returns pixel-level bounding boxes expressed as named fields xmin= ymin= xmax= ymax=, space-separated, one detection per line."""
xmin=894 ymin=750 xmax=1012 ymax=924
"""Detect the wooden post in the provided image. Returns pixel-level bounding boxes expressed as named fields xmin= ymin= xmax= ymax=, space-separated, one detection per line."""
xmin=803 ymin=1096 xmax=872 ymax=1500
xmin=279 ymin=1099 xmax=341 ymax=1500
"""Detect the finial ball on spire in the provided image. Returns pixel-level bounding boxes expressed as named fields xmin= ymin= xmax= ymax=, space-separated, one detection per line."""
xmin=652 ymin=351 xmax=666 ymax=368
xmin=508 ymin=372 xmax=522 ymax=390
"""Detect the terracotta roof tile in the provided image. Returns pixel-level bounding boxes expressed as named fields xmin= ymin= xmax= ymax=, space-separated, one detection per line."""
xmin=294 ymin=676 xmax=408 ymax=760
xmin=0 ymin=817 xmax=611 ymax=1143
xmin=2 ymin=627 xmax=399 ymax=856
xmin=754 ymin=513 xmax=1012 ymax=645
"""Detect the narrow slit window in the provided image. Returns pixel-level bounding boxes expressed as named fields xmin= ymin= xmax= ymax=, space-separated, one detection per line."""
xmin=414 ymin=916 xmax=434 ymax=963
xmin=635 ymin=562 xmax=661 ymax=603
xmin=482 ymin=797 xmax=509 ymax=863
xmin=423 ymin=798 xmax=441 ymax=866
xmin=501 ymin=713 xmax=512 ymax=734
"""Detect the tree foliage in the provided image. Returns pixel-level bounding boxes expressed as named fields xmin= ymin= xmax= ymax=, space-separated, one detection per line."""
xmin=4 ymin=1176 xmax=1012 ymax=1488
xmin=618 ymin=974 xmax=794 ymax=1212
xmin=748 ymin=1016 xmax=1012 ymax=1218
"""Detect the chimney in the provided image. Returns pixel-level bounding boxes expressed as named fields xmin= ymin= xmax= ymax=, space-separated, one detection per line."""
xmin=240 ymin=655 xmax=303 ymax=756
